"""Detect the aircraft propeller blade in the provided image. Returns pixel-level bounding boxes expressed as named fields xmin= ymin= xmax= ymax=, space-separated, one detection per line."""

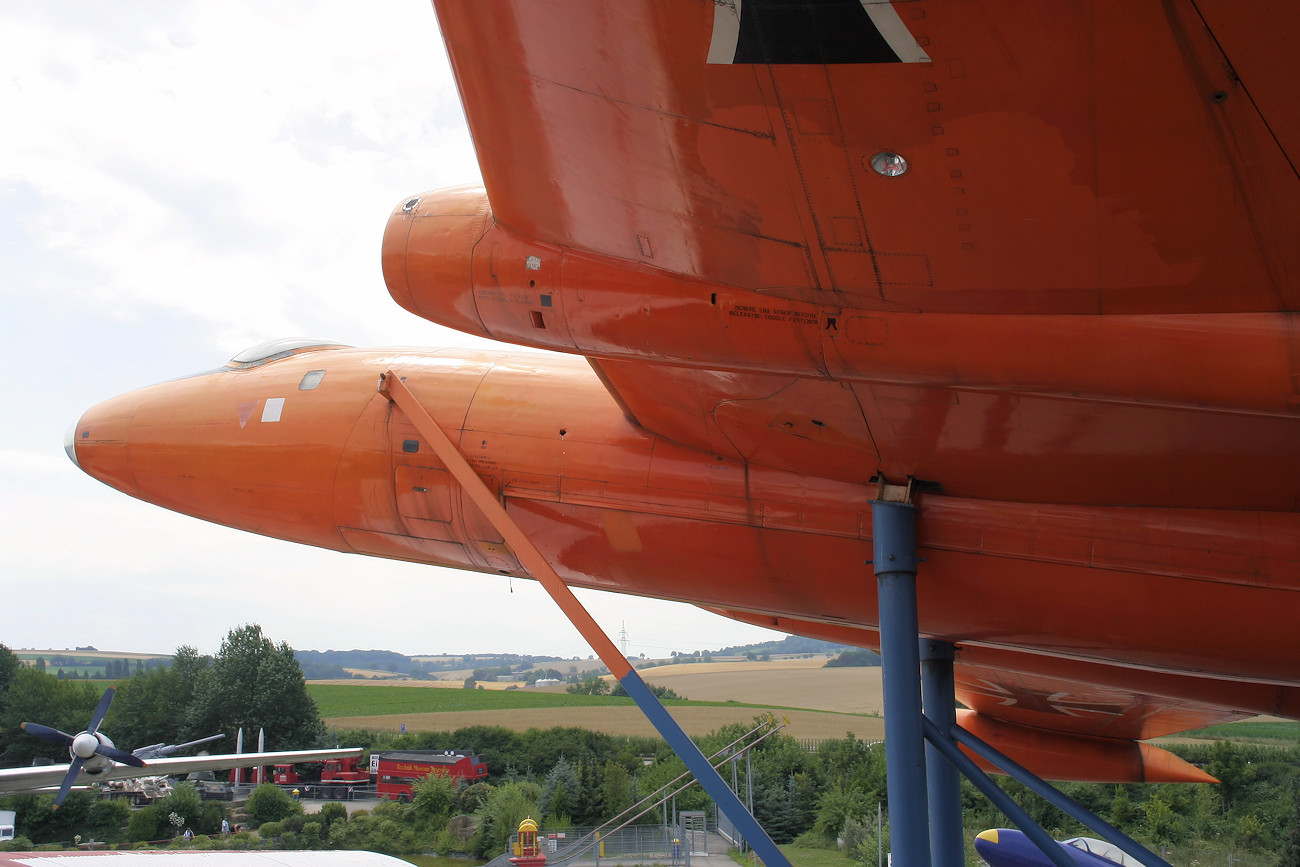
xmin=85 ymin=688 xmax=115 ymax=736
xmin=19 ymin=722 xmax=76 ymax=747
xmin=53 ymin=756 xmax=85 ymax=808
xmin=94 ymin=745 xmax=146 ymax=768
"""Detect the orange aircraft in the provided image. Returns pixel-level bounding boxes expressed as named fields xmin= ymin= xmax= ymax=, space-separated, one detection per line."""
xmin=67 ymin=0 xmax=1297 ymax=795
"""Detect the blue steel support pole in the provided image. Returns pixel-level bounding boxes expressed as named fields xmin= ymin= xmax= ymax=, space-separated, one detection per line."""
xmin=921 ymin=639 xmax=963 ymax=867
xmin=871 ymin=500 xmax=931 ymax=867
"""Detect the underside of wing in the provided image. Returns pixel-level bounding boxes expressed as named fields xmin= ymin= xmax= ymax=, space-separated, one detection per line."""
xmin=435 ymin=0 xmax=1300 ymax=315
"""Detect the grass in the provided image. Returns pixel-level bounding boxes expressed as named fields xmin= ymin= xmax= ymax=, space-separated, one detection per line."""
xmin=308 ymin=683 xmax=636 ymax=716
xmin=1174 ymin=719 xmax=1300 ymax=742
xmin=727 ymin=843 xmax=856 ymax=867
xmin=307 ymin=683 xmax=818 ymax=719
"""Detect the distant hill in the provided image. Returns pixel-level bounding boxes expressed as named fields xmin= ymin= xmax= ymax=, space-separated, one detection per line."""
xmin=29 ymin=637 xmax=858 ymax=681
xmin=712 ymin=635 xmax=857 ymax=657
xmin=294 ymin=649 xmax=575 ymax=681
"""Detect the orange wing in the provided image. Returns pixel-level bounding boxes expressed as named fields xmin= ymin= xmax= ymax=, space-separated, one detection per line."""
xmin=435 ymin=0 xmax=1300 ymax=315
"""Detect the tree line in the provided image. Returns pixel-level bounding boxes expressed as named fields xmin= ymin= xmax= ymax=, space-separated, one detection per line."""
xmin=5 ymin=632 xmax=1300 ymax=863
xmin=0 ymin=626 xmax=323 ymax=769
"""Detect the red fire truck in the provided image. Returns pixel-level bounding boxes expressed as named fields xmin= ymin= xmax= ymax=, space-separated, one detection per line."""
xmin=272 ymin=750 xmax=489 ymax=801
xmin=272 ymin=755 xmax=370 ymax=798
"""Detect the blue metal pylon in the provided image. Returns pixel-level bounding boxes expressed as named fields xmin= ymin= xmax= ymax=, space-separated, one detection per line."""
xmin=871 ymin=499 xmax=931 ymax=866
xmin=921 ymin=639 xmax=963 ymax=866
xmin=871 ymin=492 xmax=1171 ymax=867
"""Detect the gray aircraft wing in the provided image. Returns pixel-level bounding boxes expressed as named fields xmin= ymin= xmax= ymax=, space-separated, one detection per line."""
xmin=0 ymin=747 xmax=363 ymax=797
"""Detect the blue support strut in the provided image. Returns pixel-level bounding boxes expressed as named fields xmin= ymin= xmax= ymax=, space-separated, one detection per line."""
xmin=921 ymin=639 xmax=963 ymax=867
xmin=950 ymin=725 xmax=1171 ymax=867
xmin=618 ymin=672 xmax=792 ymax=867
xmin=872 ymin=500 xmax=931 ymax=867
xmin=920 ymin=718 xmax=1075 ymax=867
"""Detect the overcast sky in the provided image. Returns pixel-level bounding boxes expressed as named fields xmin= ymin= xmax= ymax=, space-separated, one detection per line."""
xmin=0 ymin=2 xmax=783 ymax=659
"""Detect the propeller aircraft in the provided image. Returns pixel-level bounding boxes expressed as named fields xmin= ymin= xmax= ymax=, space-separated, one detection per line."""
xmin=7 ymin=687 xmax=361 ymax=805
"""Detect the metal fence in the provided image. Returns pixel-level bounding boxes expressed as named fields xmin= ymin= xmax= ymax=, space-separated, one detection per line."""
xmin=489 ymin=819 xmax=711 ymax=867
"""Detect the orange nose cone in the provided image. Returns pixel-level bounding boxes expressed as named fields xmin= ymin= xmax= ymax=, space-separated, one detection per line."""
xmin=66 ymin=389 xmax=144 ymax=497
xmin=382 ymin=184 xmax=494 ymax=337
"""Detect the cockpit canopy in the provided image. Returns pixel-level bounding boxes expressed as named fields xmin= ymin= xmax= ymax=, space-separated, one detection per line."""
xmin=225 ymin=338 xmax=351 ymax=370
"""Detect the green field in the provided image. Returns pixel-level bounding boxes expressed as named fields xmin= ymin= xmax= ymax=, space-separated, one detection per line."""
xmin=306 ymin=683 xmax=819 ymax=719
xmin=1176 ymin=719 xmax=1300 ymax=742
xmin=308 ymin=684 xmax=637 ymax=717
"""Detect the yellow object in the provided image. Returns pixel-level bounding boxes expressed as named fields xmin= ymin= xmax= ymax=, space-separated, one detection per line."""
xmin=514 ymin=817 xmax=541 ymax=858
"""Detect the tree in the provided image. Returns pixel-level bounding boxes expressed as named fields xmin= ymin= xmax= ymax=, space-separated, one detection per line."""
xmin=611 ymin=682 xmax=681 ymax=700
xmin=0 ymin=643 xmax=20 ymax=710
xmin=597 ymin=760 xmax=633 ymax=821
xmin=410 ymin=772 xmax=458 ymax=825
xmin=87 ymin=798 xmax=131 ymax=843
xmin=1278 ymin=781 xmax=1300 ymax=867
xmin=475 ymin=781 xmax=540 ymax=856
xmin=155 ymin=782 xmax=204 ymax=835
xmin=1143 ymin=792 xmax=1182 ymax=845
xmin=245 ymin=783 xmax=303 ymax=826
xmin=538 ymin=756 xmax=580 ymax=824
xmin=169 ymin=645 xmax=212 ymax=709
xmin=566 ymin=675 xmax=610 ymax=695
xmin=109 ymin=667 xmax=188 ymax=751
xmin=0 ymin=668 xmax=100 ymax=766
xmin=823 ymin=650 xmax=881 ymax=668
xmin=185 ymin=625 xmax=324 ymax=748
xmin=126 ymin=805 xmax=164 ymax=843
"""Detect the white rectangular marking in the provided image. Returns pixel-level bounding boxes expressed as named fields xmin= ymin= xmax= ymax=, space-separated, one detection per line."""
xmin=261 ymin=397 xmax=285 ymax=422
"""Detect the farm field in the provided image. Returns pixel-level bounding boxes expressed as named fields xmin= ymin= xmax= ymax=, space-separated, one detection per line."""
xmin=314 ymin=658 xmax=884 ymax=712
xmin=18 ymin=649 xmax=170 ymax=679
xmin=325 ymin=705 xmax=885 ymax=741
xmin=312 ymin=658 xmax=886 ymax=740
xmin=632 ymin=659 xmax=883 ymax=715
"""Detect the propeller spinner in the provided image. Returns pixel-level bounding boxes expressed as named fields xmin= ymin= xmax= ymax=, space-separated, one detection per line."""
xmin=20 ymin=687 xmax=146 ymax=806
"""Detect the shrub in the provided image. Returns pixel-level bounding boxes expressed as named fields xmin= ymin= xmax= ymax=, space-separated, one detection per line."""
xmin=126 ymin=805 xmax=163 ymax=843
xmin=88 ymin=798 xmax=131 ymax=842
xmin=245 ymin=784 xmax=303 ymax=826
xmin=319 ymin=801 xmax=347 ymax=829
